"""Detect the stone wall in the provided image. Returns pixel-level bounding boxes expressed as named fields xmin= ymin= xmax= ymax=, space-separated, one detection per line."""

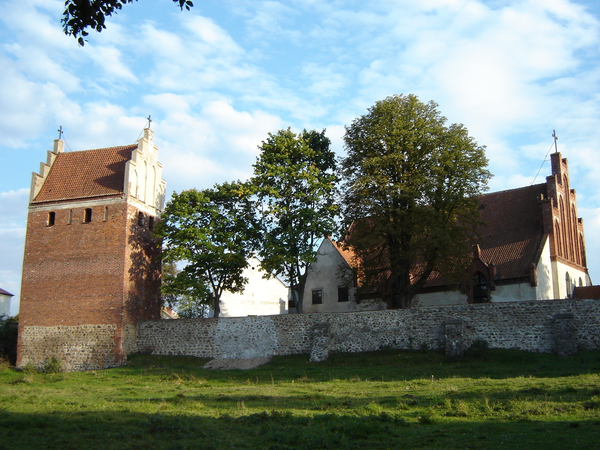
xmin=19 ymin=324 xmax=118 ymax=371
xmin=136 ymin=299 xmax=600 ymax=360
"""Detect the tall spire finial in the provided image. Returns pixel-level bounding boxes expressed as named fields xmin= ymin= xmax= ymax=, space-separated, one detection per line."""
xmin=57 ymin=125 xmax=63 ymax=140
xmin=552 ymin=130 xmax=558 ymax=154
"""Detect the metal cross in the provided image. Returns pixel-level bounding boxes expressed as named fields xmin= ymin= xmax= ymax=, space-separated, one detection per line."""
xmin=552 ymin=130 xmax=558 ymax=153
xmin=147 ymin=115 xmax=152 ymax=128
xmin=58 ymin=125 xmax=63 ymax=140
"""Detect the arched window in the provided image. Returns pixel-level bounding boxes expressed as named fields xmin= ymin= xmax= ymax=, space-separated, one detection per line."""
xmin=559 ymin=197 xmax=568 ymax=259
xmin=565 ymin=272 xmax=572 ymax=298
xmin=472 ymin=272 xmax=488 ymax=304
xmin=555 ymin=220 xmax=562 ymax=256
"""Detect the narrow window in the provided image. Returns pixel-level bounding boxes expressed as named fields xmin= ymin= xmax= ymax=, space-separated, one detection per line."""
xmin=565 ymin=272 xmax=572 ymax=298
xmin=338 ymin=286 xmax=349 ymax=302
xmin=68 ymin=209 xmax=73 ymax=225
xmin=47 ymin=212 xmax=55 ymax=226
xmin=472 ymin=272 xmax=488 ymax=304
xmin=312 ymin=289 xmax=323 ymax=305
xmin=148 ymin=216 xmax=155 ymax=231
xmin=138 ymin=212 xmax=145 ymax=227
xmin=104 ymin=206 xmax=109 ymax=221
xmin=84 ymin=208 xmax=92 ymax=223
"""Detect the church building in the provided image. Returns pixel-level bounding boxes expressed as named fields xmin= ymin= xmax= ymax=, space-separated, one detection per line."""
xmin=18 ymin=128 xmax=166 ymax=371
xmin=303 ymin=151 xmax=592 ymax=313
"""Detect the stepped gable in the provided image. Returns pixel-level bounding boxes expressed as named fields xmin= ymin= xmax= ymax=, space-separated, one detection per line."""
xmin=477 ymin=183 xmax=546 ymax=281
xmin=32 ymin=144 xmax=137 ymax=204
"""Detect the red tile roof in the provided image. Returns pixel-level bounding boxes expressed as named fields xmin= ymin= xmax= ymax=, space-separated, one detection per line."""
xmin=477 ymin=183 xmax=547 ymax=281
xmin=572 ymin=285 xmax=600 ymax=299
xmin=32 ymin=145 xmax=137 ymax=204
xmin=337 ymin=182 xmax=549 ymax=287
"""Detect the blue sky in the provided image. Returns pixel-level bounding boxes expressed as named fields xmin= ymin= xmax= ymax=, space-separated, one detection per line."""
xmin=2 ymin=0 xmax=600 ymax=315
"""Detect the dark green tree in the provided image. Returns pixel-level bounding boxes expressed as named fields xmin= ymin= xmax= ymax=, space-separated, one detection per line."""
xmin=251 ymin=128 xmax=339 ymax=313
xmin=341 ymin=94 xmax=491 ymax=309
xmin=155 ymin=181 xmax=255 ymax=318
xmin=62 ymin=0 xmax=193 ymax=46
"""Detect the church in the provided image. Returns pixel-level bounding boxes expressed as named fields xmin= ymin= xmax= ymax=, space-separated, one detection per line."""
xmin=302 ymin=151 xmax=592 ymax=313
xmin=17 ymin=128 xmax=166 ymax=370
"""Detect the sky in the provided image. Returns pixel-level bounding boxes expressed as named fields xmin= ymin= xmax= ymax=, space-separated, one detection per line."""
xmin=1 ymin=0 xmax=600 ymax=315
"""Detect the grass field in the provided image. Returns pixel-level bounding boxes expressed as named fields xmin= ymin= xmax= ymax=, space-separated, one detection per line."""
xmin=1 ymin=348 xmax=599 ymax=449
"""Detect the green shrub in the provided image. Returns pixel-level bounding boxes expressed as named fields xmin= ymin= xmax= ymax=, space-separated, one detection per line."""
xmin=0 ymin=315 xmax=18 ymax=366
xmin=43 ymin=357 xmax=63 ymax=374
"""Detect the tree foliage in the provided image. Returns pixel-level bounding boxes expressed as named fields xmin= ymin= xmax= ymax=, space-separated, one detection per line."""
xmin=252 ymin=128 xmax=339 ymax=313
xmin=341 ymin=94 xmax=491 ymax=309
xmin=155 ymin=182 xmax=255 ymax=318
xmin=62 ymin=0 xmax=194 ymax=46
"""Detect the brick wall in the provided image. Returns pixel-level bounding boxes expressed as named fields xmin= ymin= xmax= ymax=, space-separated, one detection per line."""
xmin=136 ymin=299 xmax=600 ymax=360
xmin=18 ymin=199 xmax=161 ymax=370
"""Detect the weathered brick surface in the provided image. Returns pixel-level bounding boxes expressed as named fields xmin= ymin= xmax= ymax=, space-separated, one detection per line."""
xmin=137 ymin=299 xmax=600 ymax=359
xmin=18 ymin=200 xmax=161 ymax=371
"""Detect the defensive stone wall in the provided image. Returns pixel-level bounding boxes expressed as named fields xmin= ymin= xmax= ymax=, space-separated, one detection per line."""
xmin=136 ymin=299 xmax=600 ymax=360
xmin=19 ymin=324 xmax=118 ymax=372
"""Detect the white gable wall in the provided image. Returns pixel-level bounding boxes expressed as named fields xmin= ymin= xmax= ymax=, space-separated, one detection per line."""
xmin=0 ymin=294 xmax=11 ymax=317
xmin=302 ymin=239 xmax=386 ymax=313
xmin=219 ymin=258 xmax=289 ymax=317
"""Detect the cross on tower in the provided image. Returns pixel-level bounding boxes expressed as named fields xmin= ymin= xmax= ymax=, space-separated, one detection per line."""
xmin=57 ymin=125 xmax=63 ymax=140
xmin=147 ymin=115 xmax=152 ymax=129
xmin=552 ymin=130 xmax=558 ymax=154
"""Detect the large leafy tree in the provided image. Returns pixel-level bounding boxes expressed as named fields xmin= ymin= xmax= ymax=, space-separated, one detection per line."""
xmin=341 ymin=94 xmax=491 ymax=309
xmin=155 ymin=181 xmax=255 ymax=318
xmin=252 ymin=128 xmax=338 ymax=313
xmin=62 ymin=0 xmax=193 ymax=46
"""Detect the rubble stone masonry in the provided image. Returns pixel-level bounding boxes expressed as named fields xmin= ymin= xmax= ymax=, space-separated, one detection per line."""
xmin=137 ymin=299 xmax=600 ymax=360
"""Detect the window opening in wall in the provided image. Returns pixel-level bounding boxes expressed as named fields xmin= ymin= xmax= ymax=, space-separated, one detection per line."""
xmin=68 ymin=209 xmax=73 ymax=225
xmin=138 ymin=212 xmax=145 ymax=227
xmin=338 ymin=286 xmax=349 ymax=302
xmin=566 ymin=272 xmax=572 ymax=298
xmin=104 ymin=206 xmax=109 ymax=221
xmin=84 ymin=208 xmax=92 ymax=223
xmin=149 ymin=216 xmax=155 ymax=231
xmin=312 ymin=289 xmax=323 ymax=304
xmin=579 ymin=277 xmax=583 ymax=287
xmin=472 ymin=272 xmax=488 ymax=304
xmin=47 ymin=211 xmax=55 ymax=226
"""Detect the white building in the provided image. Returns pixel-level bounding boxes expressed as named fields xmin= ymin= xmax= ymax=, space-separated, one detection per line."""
xmin=218 ymin=258 xmax=289 ymax=317
xmin=0 ymin=288 xmax=14 ymax=317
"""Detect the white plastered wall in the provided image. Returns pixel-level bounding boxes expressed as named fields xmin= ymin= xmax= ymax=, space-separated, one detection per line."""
xmin=124 ymin=128 xmax=166 ymax=214
xmin=219 ymin=258 xmax=289 ymax=317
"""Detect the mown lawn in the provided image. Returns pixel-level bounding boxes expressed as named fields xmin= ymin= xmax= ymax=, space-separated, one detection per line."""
xmin=0 ymin=348 xmax=599 ymax=449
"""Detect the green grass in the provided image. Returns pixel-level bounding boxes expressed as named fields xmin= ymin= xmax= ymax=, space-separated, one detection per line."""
xmin=1 ymin=349 xmax=600 ymax=449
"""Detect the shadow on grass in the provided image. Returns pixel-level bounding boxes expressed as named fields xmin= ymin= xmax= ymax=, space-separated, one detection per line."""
xmin=0 ymin=409 xmax=599 ymax=450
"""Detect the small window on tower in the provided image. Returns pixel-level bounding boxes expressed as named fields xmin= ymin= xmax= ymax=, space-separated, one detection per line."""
xmin=47 ymin=212 xmax=55 ymax=226
xmin=149 ymin=216 xmax=155 ymax=231
xmin=68 ymin=209 xmax=73 ymax=225
xmin=104 ymin=206 xmax=109 ymax=221
xmin=138 ymin=212 xmax=145 ymax=227
xmin=84 ymin=208 xmax=92 ymax=223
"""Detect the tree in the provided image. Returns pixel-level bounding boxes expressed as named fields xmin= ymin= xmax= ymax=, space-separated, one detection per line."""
xmin=340 ymin=94 xmax=491 ymax=309
xmin=251 ymin=128 xmax=339 ymax=313
xmin=155 ymin=181 xmax=255 ymax=318
xmin=62 ymin=0 xmax=194 ymax=46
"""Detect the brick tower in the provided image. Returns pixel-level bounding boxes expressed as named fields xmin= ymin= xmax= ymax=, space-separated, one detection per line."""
xmin=18 ymin=128 xmax=166 ymax=371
